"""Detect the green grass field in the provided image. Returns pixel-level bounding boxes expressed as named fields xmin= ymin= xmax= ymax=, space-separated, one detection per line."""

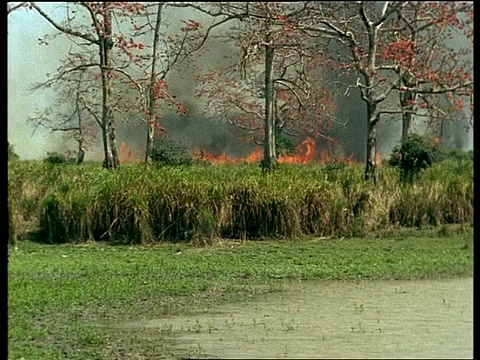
xmin=8 ymin=226 xmax=473 ymax=359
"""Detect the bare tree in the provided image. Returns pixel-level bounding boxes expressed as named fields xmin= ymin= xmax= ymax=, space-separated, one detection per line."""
xmin=29 ymin=71 xmax=96 ymax=163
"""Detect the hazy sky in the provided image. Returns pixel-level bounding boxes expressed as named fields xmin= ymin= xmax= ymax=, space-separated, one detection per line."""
xmin=8 ymin=3 xmax=69 ymax=159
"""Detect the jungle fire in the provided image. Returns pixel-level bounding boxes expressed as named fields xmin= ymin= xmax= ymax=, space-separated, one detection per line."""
xmin=118 ymin=138 xmax=359 ymax=165
xmin=192 ymin=138 xmax=356 ymax=165
xmin=118 ymin=142 xmax=140 ymax=163
xmin=116 ymin=139 xmax=366 ymax=165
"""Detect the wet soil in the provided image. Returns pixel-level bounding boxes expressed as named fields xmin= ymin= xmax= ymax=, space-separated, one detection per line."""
xmin=126 ymin=278 xmax=473 ymax=359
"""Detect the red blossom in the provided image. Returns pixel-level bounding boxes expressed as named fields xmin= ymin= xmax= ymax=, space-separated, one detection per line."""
xmin=180 ymin=20 xmax=200 ymax=32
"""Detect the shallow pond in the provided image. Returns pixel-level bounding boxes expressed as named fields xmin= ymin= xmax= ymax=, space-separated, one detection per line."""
xmin=129 ymin=278 xmax=473 ymax=359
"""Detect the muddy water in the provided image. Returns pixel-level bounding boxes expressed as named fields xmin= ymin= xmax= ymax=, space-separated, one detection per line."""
xmin=130 ymin=278 xmax=473 ymax=359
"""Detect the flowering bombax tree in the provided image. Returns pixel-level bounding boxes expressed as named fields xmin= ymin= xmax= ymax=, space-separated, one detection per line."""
xmin=191 ymin=2 xmax=336 ymax=170
xmin=27 ymin=1 xmax=254 ymax=165
xmin=300 ymin=1 xmax=473 ymax=183
xmin=29 ymin=2 xmax=153 ymax=169
xmin=28 ymin=2 xmax=198 ymax=168
xmin=382 ymin=1 xmax=474 ymax=140
xmin=298 ymin=2 xmax=413 ymax=183
xmin=128 ymin=2 xmax=210 ymax=162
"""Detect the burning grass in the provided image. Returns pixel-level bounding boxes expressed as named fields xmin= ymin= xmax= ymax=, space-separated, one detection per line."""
xmin=192 ymin=138 xmax=355 ymax=165
xmin=8 ymin=158 xmax=473 ymax=245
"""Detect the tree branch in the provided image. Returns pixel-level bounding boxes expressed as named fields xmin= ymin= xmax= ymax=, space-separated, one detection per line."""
xmin=7 ymin=2 xmax=27 ymax=15
xmin=373 ymin=1 xmax=408 ymax=28
xmin=30 ymin=2 xmax=99 ymax=44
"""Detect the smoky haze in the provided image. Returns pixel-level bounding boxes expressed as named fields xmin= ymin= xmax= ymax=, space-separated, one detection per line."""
xmin=8 ymin=4 xmax=69 ymax=159
xmin=8 ymin=3 xmax=473 ymax=162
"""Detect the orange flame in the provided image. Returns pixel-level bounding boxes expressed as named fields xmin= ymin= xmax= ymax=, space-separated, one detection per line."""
xmin=118 ymin=138 xmax=360 ymax=165
xmin=278 ymin=138 xmax=315 ymax=163
xmin=193 ymin=138 xmax=356 ymax=165
xmin=118 ymin=142 xmax=140 ymax=163
xmin=192 ymin=148 xmax=263 ymax=164
xmin=376 ymin=150 xmax=382 ymax=165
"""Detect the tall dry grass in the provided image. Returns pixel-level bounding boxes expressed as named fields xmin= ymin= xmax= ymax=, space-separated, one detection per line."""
xmin=7 ymin=159 xmax=473 ymax=244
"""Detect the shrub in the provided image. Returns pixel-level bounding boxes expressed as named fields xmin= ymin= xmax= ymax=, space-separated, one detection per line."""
xmin=44 ymin=152 xmax=72 ymax=165
xmin=388 ymin=134 xmax=440 ymax=184
xmin=151 ymin=140 xmax=193 ymax=166
xmin=8 ymin=142 xmax=20 ymax=161
xmin=8 ymin=189 xmax=17 ymax=245
xmin=276 ymin=134 xmax=297 ymax=156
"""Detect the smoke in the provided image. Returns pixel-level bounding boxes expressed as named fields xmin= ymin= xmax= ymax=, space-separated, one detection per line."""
xmin=115 ymin=112 xmax=256 ymax=161
xmin=8 ymin=5 xmax=69 ymax=159
xmin=8 ymin=3 xmax=473 ymax=162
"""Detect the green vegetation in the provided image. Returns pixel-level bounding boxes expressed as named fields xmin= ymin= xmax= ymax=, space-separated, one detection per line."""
xmin=388 ymin=134 xmax=441 ymax=183
xmin=275 ymin=132 xmax=297 ymax=156
xmin=388 ymin=135 xmax=473 ymax=184
xmin=438 ymin=147 xmax=474 ymax=162
xmin=8 ymin=227 xmax=473 ymax=359
xmin=44 ymin=151 xmax=77 ymax=165
xmin=8 ymin=158 xmax=473 ymax=358
xmin=8 ymin=159 xmax=473 ymax=244
xmin=8 ymin=142 xmax=20 ymax=161
xmin=8 ymin=156 xmax=471 ymax=247
xmin=151 ymin=139 xmax=194 ymax=166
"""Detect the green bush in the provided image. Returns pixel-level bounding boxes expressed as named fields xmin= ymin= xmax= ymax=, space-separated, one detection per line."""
xmin=44 ymin=152 xmax=76 ymax=165
xmin=8 ymin=142 xmax=20 ymax=161
xmin=276 ymin=134 xmax=297 ymax=156
xmin=151 ymin=140 xmax=193 ymax=166
xmin=388 ymin=134 xmax=440 ymax=184
xmin=8 ymin=187 xmax=17 ymax=245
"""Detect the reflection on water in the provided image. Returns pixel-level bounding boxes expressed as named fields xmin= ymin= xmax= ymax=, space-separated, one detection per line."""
xmin=133 ymin=278 xmax=473 ymax=359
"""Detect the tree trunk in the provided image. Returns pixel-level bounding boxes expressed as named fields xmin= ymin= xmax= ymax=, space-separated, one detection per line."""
xmin=108 ymin=116 xmax=120 ymax=168
xmin=365 ymin=104 xmax=378 ymax=183
xmin=145 ymin=3 xmax=164 ymax=162
xmin=101 ymin=125 xmax=114 ymax=168
xmin=76 ymin=139 xmax=85 ymax=165
xmin=262 ymin=34 xmax=277 ymax=171
xmin=401 ymin=89 xmax=417 ymax=139
xmin=100 ymin=40 xmax=112 ymax=166
xmin=145 ymin=119 xmax=155 ymax=162
xmin=100 ymin=3 xmax=119 ymax=169
xmin=402 ymin=110 xmax=413 ymax=139
xmin=75 ymin=73 xmax=85 ymax=165
xmin=105 ymin=6 xmax=119 ymax=168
